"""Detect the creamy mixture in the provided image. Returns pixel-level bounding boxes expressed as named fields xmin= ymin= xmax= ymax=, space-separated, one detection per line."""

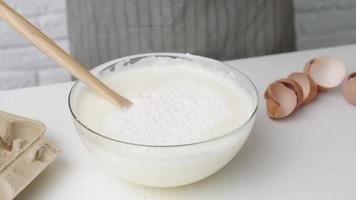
xmin=76 ymin=59 xmax=254 ymax=146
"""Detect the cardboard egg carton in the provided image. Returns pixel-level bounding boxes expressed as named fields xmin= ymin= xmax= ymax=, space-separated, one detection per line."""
xmin=0 ymin=111 xmax=60 ymax=200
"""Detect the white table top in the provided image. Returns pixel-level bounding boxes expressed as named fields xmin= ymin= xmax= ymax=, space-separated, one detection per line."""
xmin=1 ymin=45 xmax=356 ymax=200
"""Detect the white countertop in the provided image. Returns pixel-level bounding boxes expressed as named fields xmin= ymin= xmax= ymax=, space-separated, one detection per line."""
xmin=1 ymin=45 xmax=356 ymax=200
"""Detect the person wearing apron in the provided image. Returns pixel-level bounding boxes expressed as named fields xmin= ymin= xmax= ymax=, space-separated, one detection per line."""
xmin=67 ymin=0 xmax=295 ymax=69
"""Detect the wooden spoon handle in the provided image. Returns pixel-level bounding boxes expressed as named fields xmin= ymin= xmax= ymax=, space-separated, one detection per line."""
xmin=0 ymin=1 xmax=131 ymax=107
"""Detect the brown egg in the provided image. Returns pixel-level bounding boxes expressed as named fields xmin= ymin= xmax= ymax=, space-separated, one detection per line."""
xmin=288 ymin=72 xmax=318 ymax=104
xmin=264 ymin=79 xmax=303 ymax=119
xmin=304 ymin=56 xmax=346 ymax=90
xmin=342 ymin=72 xmax=356 ymax=105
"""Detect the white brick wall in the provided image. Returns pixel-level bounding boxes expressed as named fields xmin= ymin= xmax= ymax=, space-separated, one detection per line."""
xmin=294 ymin=0 xmax=356 ymax=49
xmin=0 ymin=0 xmax=70 ymax=90
xmin=1 ymin=0 xmax=356 ymax=90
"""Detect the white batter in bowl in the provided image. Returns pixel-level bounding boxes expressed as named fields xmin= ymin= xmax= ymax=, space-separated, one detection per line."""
xmin=68 ymin=53 xmax=258 ymax=187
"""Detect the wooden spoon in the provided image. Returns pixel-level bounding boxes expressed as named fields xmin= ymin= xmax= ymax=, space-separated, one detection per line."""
xmin=0 ymin=1 xmax=132 ymax=108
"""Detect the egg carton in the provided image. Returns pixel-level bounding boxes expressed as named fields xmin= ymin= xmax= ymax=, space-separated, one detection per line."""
xmin=0 ymin=111 xmax=60 ymax=200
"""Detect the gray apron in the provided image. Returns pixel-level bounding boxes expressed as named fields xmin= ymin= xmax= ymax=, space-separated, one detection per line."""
xmin=67 ymin=0 xmax=295 ymax=69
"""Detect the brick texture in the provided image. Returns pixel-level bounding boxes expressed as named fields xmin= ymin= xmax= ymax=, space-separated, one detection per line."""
xmin=0 ymin=70 xmax=37 ymax=90
xmin=0 ymin=0 xmax=70 ymax=91
xmin=294 ymin=0 xmax=356 ymax=49
xmin=1 ymin=0 xmax=356 ymax=90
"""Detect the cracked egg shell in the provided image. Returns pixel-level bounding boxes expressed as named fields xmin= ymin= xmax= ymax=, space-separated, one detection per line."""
xmin=279 ymin=79 xmax=304 ymax=108
xmin=288 ymin=72 xmax=318 ymax=104
xmin=264 ymin=79 xmax=303 ymax=119
xmin=304 ymin=56 xmax=346 ymax=90
xmin=342 ymin=72 xmax=356 ymax=105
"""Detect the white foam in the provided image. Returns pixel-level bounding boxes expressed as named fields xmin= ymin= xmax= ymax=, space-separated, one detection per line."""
xmin=77 ymin=59 xmax=253 ymax=145
xmin=102 ymin=80 xmax=232 ymax=145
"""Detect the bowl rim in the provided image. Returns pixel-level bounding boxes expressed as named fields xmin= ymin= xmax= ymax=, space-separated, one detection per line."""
xmin=68 ymin=52 xmax=259 ymax=148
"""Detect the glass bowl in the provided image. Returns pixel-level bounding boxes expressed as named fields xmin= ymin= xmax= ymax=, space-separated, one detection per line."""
xmin=68 ymin=53 xmax=258 ymax=187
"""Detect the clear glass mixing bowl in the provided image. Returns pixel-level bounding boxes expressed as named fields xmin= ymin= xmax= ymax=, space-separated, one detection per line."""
xmin=68 ymin=53 xmax=258 ymax=187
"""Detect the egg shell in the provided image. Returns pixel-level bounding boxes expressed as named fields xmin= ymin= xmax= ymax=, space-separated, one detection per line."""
xmin=288 ymin=72 xmax=318 ymax=104
xmin=342 ymin=72 xmax=356 ymax=105
xmin=279 ymin=79 xmax=304 ymax=108
xmin=264 ymin=79 xmax=300 ymax=119
xmin=304 ymin=56 xmax=346 ymax=90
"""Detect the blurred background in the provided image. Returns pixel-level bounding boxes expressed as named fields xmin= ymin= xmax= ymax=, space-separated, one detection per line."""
xmin=0 ymin=0 xmax=356 ymax=90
